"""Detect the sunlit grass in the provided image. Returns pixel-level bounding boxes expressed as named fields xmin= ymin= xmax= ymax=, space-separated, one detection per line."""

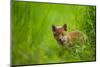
xmin=12 ymin=1 xmax=96 ymax=65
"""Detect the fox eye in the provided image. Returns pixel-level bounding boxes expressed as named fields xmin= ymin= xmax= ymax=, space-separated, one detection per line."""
xmin=54 ymin=33 xmax=59 ymax=36
xmin=62 ymin=33 xmax=64 ymax=36
xmin=56 ymin=33 xmax=60 ymax=36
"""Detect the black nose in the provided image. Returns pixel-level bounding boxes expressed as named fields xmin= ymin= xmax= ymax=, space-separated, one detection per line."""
xmin=59 ymin=39 xmax=64 ymax=44
xmin=59 ymin=39 xmax=62 ymax=42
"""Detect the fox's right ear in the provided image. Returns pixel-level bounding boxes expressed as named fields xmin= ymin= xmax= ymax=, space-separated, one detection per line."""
xmin=63 ymin=24 xmax=67 ymax=31
xmin=52 ymin=25 xmax=56 ymax=31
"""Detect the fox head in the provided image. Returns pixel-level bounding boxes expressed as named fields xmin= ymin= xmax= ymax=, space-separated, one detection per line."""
xmin=52 ymin=24 xmax=67 ymax=44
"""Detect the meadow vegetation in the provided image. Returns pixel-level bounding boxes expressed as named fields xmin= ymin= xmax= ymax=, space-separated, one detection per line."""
xmin=12 ymin=1 xmax=96 ymax=65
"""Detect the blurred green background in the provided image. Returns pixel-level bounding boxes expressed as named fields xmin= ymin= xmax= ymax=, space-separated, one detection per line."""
xmin=11 ymin=1 xmax=96 ymax=65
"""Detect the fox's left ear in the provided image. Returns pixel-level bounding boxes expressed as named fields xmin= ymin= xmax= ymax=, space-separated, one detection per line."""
xmin=63 ymin=24 xmax=67 ymax=31
xmin=52 ymin=25 xmax=56 ymax=32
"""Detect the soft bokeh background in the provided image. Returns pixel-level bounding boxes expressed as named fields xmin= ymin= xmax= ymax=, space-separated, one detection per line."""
xmin=11 ymin=1 xmax=96 ymax=65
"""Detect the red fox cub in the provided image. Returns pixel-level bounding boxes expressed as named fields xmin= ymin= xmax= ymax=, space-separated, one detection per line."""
xmin=52 ymin=24 xmax=87 ymax=48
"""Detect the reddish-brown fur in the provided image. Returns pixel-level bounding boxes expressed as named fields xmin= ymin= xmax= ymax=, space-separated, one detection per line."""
xmin=67 ymin=31 xmax=81 ymax=42
xmin=52 ymin=24 xmax=86 ymax=48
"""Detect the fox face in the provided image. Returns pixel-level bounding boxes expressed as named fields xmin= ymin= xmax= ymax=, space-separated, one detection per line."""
xmin=52 ymin=24 xmax=87 ymax=47
xmin=52 ymin=24 xmax=68 ymax=44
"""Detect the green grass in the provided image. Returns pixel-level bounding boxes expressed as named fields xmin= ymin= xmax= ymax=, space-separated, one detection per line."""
xmin=11 ymin=1 xmax=96 ymax=65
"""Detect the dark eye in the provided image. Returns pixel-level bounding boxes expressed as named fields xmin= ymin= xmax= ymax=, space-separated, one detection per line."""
xmin=62 ymin=33 xmax=64 ymax=36
xmin=57 ymin=33 xmax=59 ymax=36
xmin=55 ymin=33 xmax=60 ymax=36
xmin=54 ymin=33 xmax=58 ymax=36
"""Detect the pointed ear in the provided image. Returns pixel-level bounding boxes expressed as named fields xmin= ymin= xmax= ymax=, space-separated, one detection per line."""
xmin=63 ymin=24 xmax=67 ymax=31
xmin=52 ymin=25 xmax=56 ymax=31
